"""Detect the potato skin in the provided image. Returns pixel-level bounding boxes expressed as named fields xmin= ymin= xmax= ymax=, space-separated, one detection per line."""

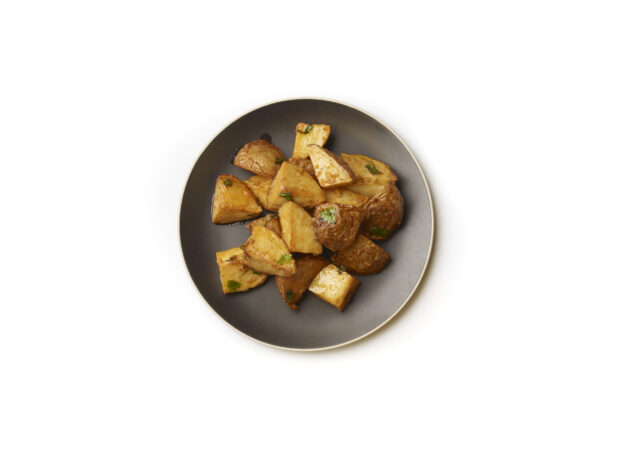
xmin=312 ymin=203 xmax=365 ymax=252
xmin=331 ymin=235 xmax=390 ymax=275
xmin=274 ymin=256 xmax=329 ymax=310
xmin=361 ymin=183 xmax=404 ymax=240
xmin=234 ymin=140 xmax=285 ymax=177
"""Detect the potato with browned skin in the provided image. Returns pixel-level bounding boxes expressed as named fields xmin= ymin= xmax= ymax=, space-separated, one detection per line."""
xmin=274 ymin=256 xmax=329 ymax=310
xmin=308 ymin=145 xmax=356 ymax=188
xmin=266 ymin=161 xmax=325 ymax=211
xmin=244 ymin=174 xmax=273 ymax=208
xmin=309 ymin=264 xmax=360 ymax=311
xmin=212 ymin=175 xmax=262 ymax=224
xmin=292 ymin=123 xmax=330 ymax=159
xmin=240 ymin=226 xmax=295 ymax=276
xmin=288 ymin=157 xmax=316 ymax=178
xmin=312 ymin=203 xmax=365 ymax=252
xmin=324 ymin=188 xmax=368 ymax=207
xmin=278 ymin=201 xmax=322 ymax=255
xmin=341 ymin=152 xmax=398 ymax=197
xmin=331 ymin=235 xmax=391 ymax=275
xmin=216 ymin=247 xmax=268 ymax=294
xmin=234 ymin=140 xmax=286 ymax=177
xmin=246 ymin=214 xmax=282 ymax=238
xmin=361 ymin=183 xmax=404 ymax=241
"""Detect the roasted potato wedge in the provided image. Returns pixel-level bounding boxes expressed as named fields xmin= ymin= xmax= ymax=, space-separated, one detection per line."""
xmin=233 ymin=140 xmax=285 ymax=177
xmin=309 ymin=264 xmax=360 ymax=311
xmin=288 ymin=157 xmax=316 ymax=178
xmin=331 ymin=235 xmax=391 ymax=275
xmin=278 ymin=201 xmax=322 ymax=255
xmin=266 ymin=161 xmax=325 ymax=210
xmin=361 ymin=183 xmax=404 ymax=240
xmin=308 ymin=145 xmax=356 ymax=188
xmin=274 ymin=256 xmax=329 ymax=310
xmin=344 ymin=182 xmax=387 ymax=198
xmin=216 ymin=247 xmax=268 ymax=293
xmin=312 ymin=203 xmax=365 ymax=252
xmin=246 ymin=214 xmax=282 ymax=238
xmin=341 ymin=153 xmax=398 ymax=185
xmin=292 ymin=123 xmax=331 ymax=159
xmin=244 ymin=174 xmax=273 ymax=208
xmin=212 ymin=174 xmax=262 ymax=224
xmin=240 ymin=226 xmax=296 ymax=276
xmin=324 ymin=187 xmax=368 ymax=207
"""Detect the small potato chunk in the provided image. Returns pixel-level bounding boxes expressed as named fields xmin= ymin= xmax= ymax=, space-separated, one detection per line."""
xmin=361 ymin=184 xmax=404 ymax=240
xmin=266 ymin=161 xmax=325 ymax=211
xmin=274 ymin=256 xmax=329 ymax=310
xmin=292 ymin=123 xmax=331 ymax=159
xmin=288 ymin=157 xmax=316 ymax=178
xmin=344 ymin=182 xmax=387 ymax=198
xmin=278 ymin=201 xmax=322 ymax=255
xmin=331 ymin=235 xmax=391 ymax=275
xmin=312 ymin=203 xmax=365 ymax=252
xmin=216 ymin=247 xmax=268 ymax=294
xmin=212 ymin=175 xmax=262 ymax=224
xmin=244 ymin=174 xmax=273 ymax=208
xmin=341 ymin=153 xmax=398 ymax=185
xmin=234 ymin=140 xmax=285 ymax=177
xmin=309 ymin=264 xmax=360 ymax=311
xmin=308 ymin=145 xmax=356 ymax=188
xmin=246 ymin=214 xmax=282 ymax=238
xmin=324 ymin=188 xmax=368 ymax=207
xmin=240 ymin=226 xmax=296 ymax=276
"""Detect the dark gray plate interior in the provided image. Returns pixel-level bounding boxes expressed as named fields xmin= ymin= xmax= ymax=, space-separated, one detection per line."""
xmin=179 ymin=99 xmax=433 ymax=350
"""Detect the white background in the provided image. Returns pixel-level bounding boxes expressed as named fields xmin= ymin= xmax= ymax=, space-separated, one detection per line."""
xmin=1 ymin=1 xmax=617 ymax=466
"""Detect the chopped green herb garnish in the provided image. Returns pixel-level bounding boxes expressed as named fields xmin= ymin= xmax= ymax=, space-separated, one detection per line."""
xmin=319 ymin=207 xmax=337 ymax=224
xmin=271 ymin=214 xmax=278 ymax=219
xmin=275 ymin=157 xmax=284 ymax=164
xmin=279 ymin=192 xmax=293 ymax=201
xmin=277 ymin=254 xmax=293 ymax=264
xmin=252 ymin=270 xmax=262 ymax=275
xmin=365 ymin=164 xmax=380 ymax=175
xmin=297 ymin=124 xmax=313 ymax=134
xmin=338 ymin=265 xmax=347 ymax=274
xmin=223 ymin=179 xmax=233 ymax=186
xmin=227 ymin=280 xmax=241 ymax=291
xmin=285 ymin=290 xmax=295 ymax=302
xmin=368 ymin=227 xmax=389 ymax=237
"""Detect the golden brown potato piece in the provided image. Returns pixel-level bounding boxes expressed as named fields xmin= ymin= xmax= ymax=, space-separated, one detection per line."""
xmin=266 ymin=161 xmax=325 ymax=211
xmin=309 ymin=264 xmax=360 ymax=311
xmin=361 ymin=184 xmax=404 ymax=240
xmin=312 ymin=203 xmax=365 ymax=252
xmin=246 ymin=214 xmax=282 ymax=238
xmin=274 ymin=256 xmax=329 ymax=310
xmin=278 ymin=201 xmax=322 ymax=255
xmin=344 ymin=182 xmax=387 ymax=197
xmin=308 ymin=145 xmax=356 ymax=188
xmin=341 ymin=153 xmax=398 ymax=185
xmin=216 ymin=247 xmax=268 ymax=294
xmin=292 ymin=123 xmax=331 ymax=159
xmin=324 ymin=187 xmax=368 ymax=207
xmin=212 ymin=175 xmax=262 ymax=224
xmin=244 ymin=174 xmax=273 ymax=208
xmin=233 ymin=140 xmax=285 ymax=177
xmin=288 ymin=157 xmax=316 ymax=178
xmin=331 ymin=235 xmax=391 ymax=275
xmin=240 ymin=226 xmax=296 ymax=276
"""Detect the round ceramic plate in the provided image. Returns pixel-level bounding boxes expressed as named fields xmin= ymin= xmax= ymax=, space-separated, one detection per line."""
xmin=180 ymin=98 xmax=434 ymax=350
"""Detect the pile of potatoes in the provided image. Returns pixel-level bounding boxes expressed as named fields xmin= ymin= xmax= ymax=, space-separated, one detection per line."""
xmin=213 ymin=123 xmax=404 ymax=311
